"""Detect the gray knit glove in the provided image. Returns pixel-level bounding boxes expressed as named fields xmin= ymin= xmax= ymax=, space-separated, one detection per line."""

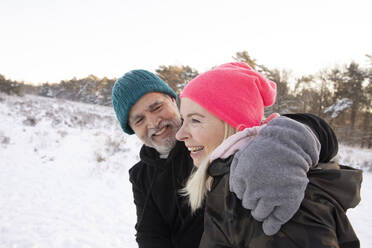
xmin=229 ymin=116 xmax=320 ymax=235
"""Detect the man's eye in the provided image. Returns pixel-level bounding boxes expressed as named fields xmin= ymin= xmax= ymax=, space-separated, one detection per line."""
xmin=192 ymin=119 xmax=200 ymax=123
xmin=153 ymin=105 xmax=161 ymax=112
xmin=135 ymin=118 xmax=144 ymax=125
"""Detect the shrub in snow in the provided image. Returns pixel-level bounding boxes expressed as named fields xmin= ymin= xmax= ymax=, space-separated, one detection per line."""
xmin=104 ymin=136 xmax=129 ymax=155
xmin=57 ymin=130 xmax=68 ymax=138
xmin=0 ymin=133 xmax=10 ymax=145
xmin=95 ymin=152 xmax=106 ymax=163
xmin=337 ymin=145 xmax=372 ymax=171
xmin=23 ymin=117 xmax=37 ymax=126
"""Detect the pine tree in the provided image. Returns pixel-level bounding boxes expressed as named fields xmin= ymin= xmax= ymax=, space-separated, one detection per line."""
xmin=156 ymin=65 xmax=199 ymax=94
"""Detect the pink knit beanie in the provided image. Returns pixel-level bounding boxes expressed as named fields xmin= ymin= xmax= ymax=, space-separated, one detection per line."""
xmin=180 ymin=62 xmax=277 ymax=130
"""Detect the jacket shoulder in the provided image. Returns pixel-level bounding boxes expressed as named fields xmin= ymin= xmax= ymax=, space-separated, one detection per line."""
xmin=129 ymin=161 xmax=155 ymax=189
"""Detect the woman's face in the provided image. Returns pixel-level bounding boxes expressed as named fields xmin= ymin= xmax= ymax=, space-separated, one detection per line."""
xmin=176 ymin=97 xmax=225 ymax=167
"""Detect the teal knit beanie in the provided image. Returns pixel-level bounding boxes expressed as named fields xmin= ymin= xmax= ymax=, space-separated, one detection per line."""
xmin=112 ymin=69 xmax=178 ymax=135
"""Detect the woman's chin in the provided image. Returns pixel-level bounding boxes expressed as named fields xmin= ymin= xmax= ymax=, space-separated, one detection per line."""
xmin=193 ymin=159 xmax=201 ymax=168
xmin=192 ymin=156 xmax=208 ymax=168
xmin=190 ymin=150 xmax=206 ymax=167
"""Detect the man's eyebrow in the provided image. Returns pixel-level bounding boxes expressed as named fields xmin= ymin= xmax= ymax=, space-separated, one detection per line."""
xmin=129 ymin=100 xmax=163 ymax=124
xmin=147 ymin=100 xmax=163 ymax=111
xmin=129 ymin=114 xmax=143 ymax=124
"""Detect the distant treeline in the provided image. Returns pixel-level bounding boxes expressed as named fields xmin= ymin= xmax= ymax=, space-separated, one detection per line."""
xmin=1 ymin=51 xmax=371 ymax=148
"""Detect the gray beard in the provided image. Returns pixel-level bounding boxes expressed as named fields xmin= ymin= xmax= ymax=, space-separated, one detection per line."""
xmin=146 ymin=119 xmax=181 ymax=157
xmin=152 ymin=136 xmax=177 ymax=157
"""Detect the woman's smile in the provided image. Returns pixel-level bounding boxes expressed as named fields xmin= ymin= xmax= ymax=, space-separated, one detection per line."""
xmin=176 ymin=97 xmax=225 ymax=167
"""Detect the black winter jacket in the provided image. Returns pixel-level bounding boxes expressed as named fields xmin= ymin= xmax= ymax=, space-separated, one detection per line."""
xmin=129 ymin=141 xmax=204 ymax=248
xmin=200 ymin=156 xmax=362 ymax=248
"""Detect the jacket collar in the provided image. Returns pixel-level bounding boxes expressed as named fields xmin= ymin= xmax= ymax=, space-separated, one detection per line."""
xmin=210 ymin=126 xmax=261 ymax=163
xmin=208 ymin=156 xmax=234 ymax=177
xmin=139 ymin=141 xmax=189 ymax=168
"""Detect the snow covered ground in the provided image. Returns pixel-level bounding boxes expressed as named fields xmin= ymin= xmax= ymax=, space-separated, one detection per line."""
xmin=0 ymin=94 xmax=371 ymax=248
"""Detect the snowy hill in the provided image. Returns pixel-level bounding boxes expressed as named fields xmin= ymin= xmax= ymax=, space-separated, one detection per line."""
xmin=1 ymin=94 xmax=371 ymax=247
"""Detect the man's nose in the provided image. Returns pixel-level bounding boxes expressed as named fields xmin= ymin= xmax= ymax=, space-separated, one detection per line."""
xmin=147 ymin=114 xmax=161 ymax=129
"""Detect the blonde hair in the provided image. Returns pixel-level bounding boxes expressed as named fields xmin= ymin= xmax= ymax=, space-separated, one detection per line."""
xmin=181 ymin=122 xmax=237 ymax=212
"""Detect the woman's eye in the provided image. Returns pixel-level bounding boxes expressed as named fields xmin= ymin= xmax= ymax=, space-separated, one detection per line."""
xmin=192 ymin=118 xmax=201 ymax=123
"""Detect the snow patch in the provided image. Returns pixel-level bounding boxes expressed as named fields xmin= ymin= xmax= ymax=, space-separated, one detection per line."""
xmin=324 ymin=98 xmax=353 ymax=119
xmin=0 ymin=93 xmax=371 ymax=247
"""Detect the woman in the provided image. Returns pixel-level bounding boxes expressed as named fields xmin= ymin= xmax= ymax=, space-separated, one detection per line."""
xmin=176 ymin=62 xmax=361 ymax=247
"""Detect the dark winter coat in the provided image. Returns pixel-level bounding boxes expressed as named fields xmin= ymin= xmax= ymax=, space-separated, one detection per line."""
xmin=200 ymin=156 xmax=362 ymax=248
xmin=129 ymin=141 xmax=204 ymax=248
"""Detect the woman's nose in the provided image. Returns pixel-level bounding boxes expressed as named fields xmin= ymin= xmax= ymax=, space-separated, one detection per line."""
xmin=175 ymin=124 xmax=188 ymax=141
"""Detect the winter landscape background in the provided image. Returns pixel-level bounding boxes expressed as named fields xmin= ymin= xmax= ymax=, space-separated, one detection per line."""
xmin=1 ymin=93 xmax=371 ymax=248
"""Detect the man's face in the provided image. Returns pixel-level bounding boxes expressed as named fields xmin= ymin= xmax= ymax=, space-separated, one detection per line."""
xmin=128 ymin=92 xmax=182 ymax=155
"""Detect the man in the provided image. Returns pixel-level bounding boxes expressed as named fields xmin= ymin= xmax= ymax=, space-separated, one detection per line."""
xmin=112 ymin=70 xmax=203 ymax=248
xmin=111 ymin=69 xmax=324 ymax=247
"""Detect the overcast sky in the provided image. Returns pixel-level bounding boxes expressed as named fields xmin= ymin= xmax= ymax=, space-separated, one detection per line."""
xmin=1 ymin=0 xmax=371 ymax=84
